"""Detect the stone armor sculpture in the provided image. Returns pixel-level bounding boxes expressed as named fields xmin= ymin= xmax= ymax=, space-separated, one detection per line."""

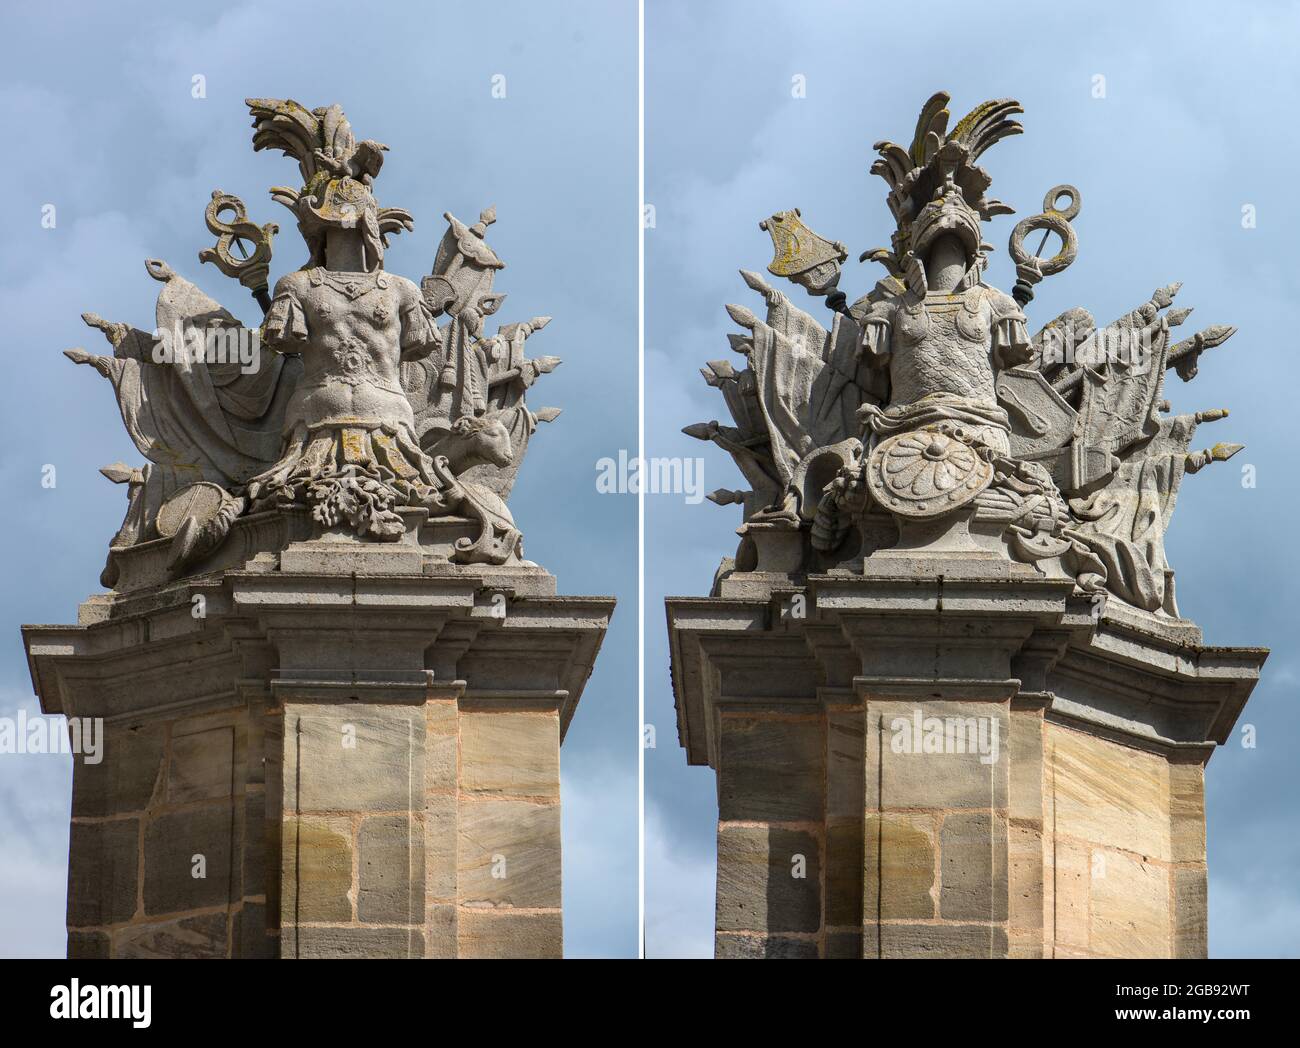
xmin=687 ymin=92 xmax=1243 ymax=618
xmin=65 ymin=98 xmax=562 ymax=587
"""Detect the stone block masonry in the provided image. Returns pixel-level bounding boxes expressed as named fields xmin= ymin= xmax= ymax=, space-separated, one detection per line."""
xmin=26 ymin=539 xmax=612 ymax=959
xmin=669 ymin=570 xmax=1263 ymax=958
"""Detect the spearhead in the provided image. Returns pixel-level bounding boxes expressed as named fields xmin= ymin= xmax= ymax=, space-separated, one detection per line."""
xmin=1186 ymin=441 xmax=1245 ymax=474
xmin=739 ymin=269 xmax=775 ymax=296
xmin=1209 ymin=442 xmax=1245 ymax=462
xmin=706 ymin=489 xmax=748 ymax=506
xmin=1153 ymin=282 xmax=1182 ymax=309
xmin=1198 ymin=324 xmax=1237 ymax=349
xmin=725 ymin=303 xmax=758 ymax=329
xmin=1168 ymin=324 xmax=1238 ymax=381
xmin=99 ymin=462 xmax=137 ymax=485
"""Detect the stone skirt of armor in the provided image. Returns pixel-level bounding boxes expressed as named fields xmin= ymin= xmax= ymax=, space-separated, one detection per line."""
xmin=861 ymin=392 xmax=1012 ymax=457
xmin=246 ymin=419 xmax=455 ymax=539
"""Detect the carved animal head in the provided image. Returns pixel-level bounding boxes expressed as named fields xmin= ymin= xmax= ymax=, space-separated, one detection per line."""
xmin=426 ymin=415 xmax=514 ymax=474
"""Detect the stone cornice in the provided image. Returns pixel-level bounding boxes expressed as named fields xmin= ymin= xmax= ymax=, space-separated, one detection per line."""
xmin=25 ymin=561 xmax=614 ymax=740
xmin=667 ymin=565 xmax=1267 ymax=767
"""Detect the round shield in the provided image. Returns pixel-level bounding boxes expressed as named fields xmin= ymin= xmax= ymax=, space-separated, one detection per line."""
xmin=866 ymin=428 xmax=994 ymax=519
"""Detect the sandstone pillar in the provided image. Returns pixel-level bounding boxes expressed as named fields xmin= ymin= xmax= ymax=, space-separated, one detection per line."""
xmin=25 ymin=519 xmax=612 ymax=959
xmin=26 ymin=92 xmax=615 ymax=960
xmin=668 ymin=558 xmax=1265 ymax=959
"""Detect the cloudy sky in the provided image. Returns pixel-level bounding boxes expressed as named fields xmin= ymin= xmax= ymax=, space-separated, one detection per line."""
xmin=0 ymin=0 xmax=637 ymax=958
xmin=645 ymin=0 xmax=1300 ymax=957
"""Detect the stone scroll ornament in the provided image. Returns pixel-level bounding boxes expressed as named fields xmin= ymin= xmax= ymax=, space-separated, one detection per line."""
xmin=64 ymin=99 xmax=561 ymax=587
xmin=686 ymin=92 xmax=1243 ymax=615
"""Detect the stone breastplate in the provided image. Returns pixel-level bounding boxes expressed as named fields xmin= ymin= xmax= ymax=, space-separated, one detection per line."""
xmin=889 ymin=288 xmax=997 ymax=408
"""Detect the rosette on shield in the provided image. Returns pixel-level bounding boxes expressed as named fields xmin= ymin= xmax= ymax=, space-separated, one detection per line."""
xmin=866 ymin=426 xmax=994 ymax=519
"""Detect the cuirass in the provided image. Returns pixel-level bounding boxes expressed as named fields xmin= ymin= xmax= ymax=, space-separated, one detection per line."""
xmin=890 ymin=288 xmax=998 ymax=406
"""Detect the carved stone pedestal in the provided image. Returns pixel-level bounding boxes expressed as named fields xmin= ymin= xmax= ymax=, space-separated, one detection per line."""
xmin=25 ymin=521 xmax=612 ymax=959
xmin=667 ymin=556 xmax=1265 ymax=959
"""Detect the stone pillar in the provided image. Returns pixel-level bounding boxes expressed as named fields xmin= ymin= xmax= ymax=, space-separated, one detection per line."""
xmin=276 ymin=687 xmax=566 ymax=958
xmin=25 ymin=524 xmax=612 ymax=959
xmin=667 ymin=559 xmax=1264 ymax=959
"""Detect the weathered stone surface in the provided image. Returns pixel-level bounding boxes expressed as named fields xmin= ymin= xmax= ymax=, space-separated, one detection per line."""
xmin=233 ymin=901 xmax=273 ymax=959
xmin=940 ymin=811 xmax=1008 ymax=921
xmin=425 ymin=731 xmax=458 ymax=792
xmin=1008 ymin=936 xmax=1044 ymax=959
xmin=1169 ymin=761 xmax=1207 ymax=864
xmin=879 ymin=922 xmax=1008 ymax=959
xmin=457 ymin=910 xmax=561 ymax=959
xmin=719 ymin=715 xmax=824 ymax=822
xmin=20 ymin=112 xmax=611 ymax=950
xmin=167 ymin=726 xmax=235 ymax=804
xmin=868 ymin=702 xmax=1009 ymax=811
xmin=115 ymin=912 xmax=228 ymax=958
xmin=426 ymin=700 xmax=457 ymax=736
xmin=826 ymin=711 xmax=865 ymax=818
xmin=1090 ymin=850 xmax=1170 ymax=958
xmin=425 ymin=792 xmax=457 ymax=902
xmin=143 ymin=806 xmax=234 ymax=915
xmin=242 ymin=791 xmax=267 ymax=900
xmin=1009 ymin=707 xmax=1044 ymax=821
xmin=1050 ymin=725 xmax=1170 ymax=862
xmin=716 ymin=934 xmax=820 ymax=959
xmin=1008 ymin=820 xmax=1044 ymax=946
xmin=358 ymin=814 xmax=422 ymax=924
xmin=1051 ymin=839 xmax=1091 ymax=951
xmin=67 ymin=931 xmax=110 ymax=958
xmin=457 ymin=799 xmax=561 ymax=908
xmin=459 ymin=711 xmax=559 ymax=798
xmin=716 ymin=826 xmax=820 ymax=934
xmin=71 ymin=722 xmax=164 ymax=817
xmin=1173 ymin=866 xmax=1207 ymax=958
xmin=292 ymin=925 xmax=424 ymax=959
xmin=425 ymin=903 xmax=457 ymax=958
xmin=825 ymin=930 xmax=863 ymax=959
xmin=825 ymin=818 xmax=863 ymax=927
xmin=68 ymin=819 xmax=139 ymax=927
xmin=281 ymin=815 xmax=353 ymax=924
xmin=284 ymin=706 xmax=423 ymax=814
xmin=864 ymin=812 xmax=935 ymax=921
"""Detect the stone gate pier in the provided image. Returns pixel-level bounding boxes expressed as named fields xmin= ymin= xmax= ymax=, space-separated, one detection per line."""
xmin=23 ymin=96 xmax=613 ymax=959
xmin=668 ymin=553 xmax=1263 ymax=958
xmin=26 ymin=514 xmax=611 ymax=958
xmin=670 ymin=89 xmax=1266 ymax=958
